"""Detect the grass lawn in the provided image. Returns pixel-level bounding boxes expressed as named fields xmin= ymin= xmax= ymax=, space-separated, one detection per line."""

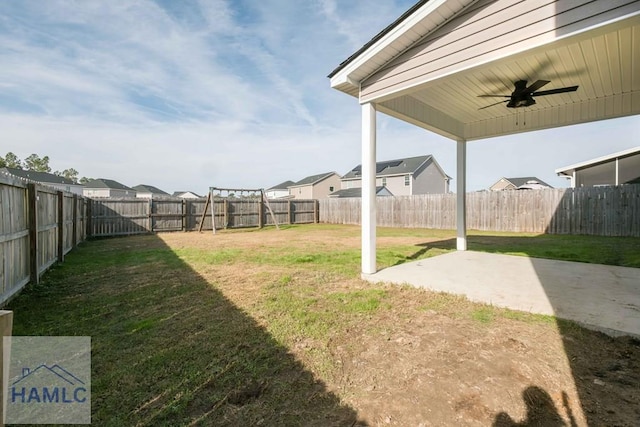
xmin=7 ymin=225 xmax=640 ymax=426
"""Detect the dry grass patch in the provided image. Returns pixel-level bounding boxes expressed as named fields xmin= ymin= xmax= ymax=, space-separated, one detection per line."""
xmin=7 ymin=225 xmax=640 ymax=426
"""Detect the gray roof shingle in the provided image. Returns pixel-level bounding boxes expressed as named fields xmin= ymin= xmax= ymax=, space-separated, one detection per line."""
xmin=84 ymin=178 xmax=134 ymax=190
xmin=133 ymin=184 xmax=169 ymax=195
xmin=0 ymin=167 xmax=77 ymax=185
xmin=267 ymin=180 xmax=295 ymax=191
xmin=290 ymin=172 xmax=337 ymax=187
xmin=329 ymin=186 xmax=391 ymax=198
xmin=342 ymin=155 xmax=433 ymax=179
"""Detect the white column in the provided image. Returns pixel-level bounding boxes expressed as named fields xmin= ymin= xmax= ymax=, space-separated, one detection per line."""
xmin=362 ymin=103 xmax=377 ymax=274
xmin=456 ymin=139 xmax=467 ymax=251
xmin=615 ymin=158 xmax=619 ymax=185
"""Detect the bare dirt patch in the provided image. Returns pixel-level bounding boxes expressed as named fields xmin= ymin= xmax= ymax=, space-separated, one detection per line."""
xmin=156 ymin=227 xmax=640 ymax=426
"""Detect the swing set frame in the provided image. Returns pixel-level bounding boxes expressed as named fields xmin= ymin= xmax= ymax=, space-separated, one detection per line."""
xmin=198 ymin=187 xmax=279 ymax=234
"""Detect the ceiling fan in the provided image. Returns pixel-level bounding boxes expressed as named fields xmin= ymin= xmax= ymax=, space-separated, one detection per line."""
xmin=478 ymin=80 xmax=578 ymax=110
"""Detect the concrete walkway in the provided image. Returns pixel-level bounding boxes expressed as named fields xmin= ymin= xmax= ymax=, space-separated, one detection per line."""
xmin=364 ymin=251 xmax=640 ymax=337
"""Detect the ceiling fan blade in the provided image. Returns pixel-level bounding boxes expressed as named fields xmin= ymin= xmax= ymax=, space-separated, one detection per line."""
xmin=478 ymin=100 xmax=509 ymax=110
xmin=532 ymin=85 xmax=579 ymax=96
xmin=477 ymin=94 xmax=511 ymax=98
xmin=523 ymin=79 xmax=550 ymax=94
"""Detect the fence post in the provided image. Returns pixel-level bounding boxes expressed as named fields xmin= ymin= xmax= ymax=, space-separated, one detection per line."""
xmin=86 ymin=199 xmax=93 ymax=238
xmin=288 ymin=200 xmax=293 ymax=225
xmin=27 ymin=184 xmax=39 ymax=285
xmin=0 ymin=309 xmax=14 ymax=427
xmin=57 ymin=191 xmax=64 ymax=263
xmin=258 ymin=199 xmax=264 ymax=228
xmin=72 ymin=195 xmax=78 ymax=247
xmin=223 ymin=199 xmax=228 ymax=229
xmin=148 ymin=198 xmax=153 ymax=232
xmin=314 ymin=200 xmax=319 ymax=224
xmin=182 ymin=199 xmax=187 ymax=231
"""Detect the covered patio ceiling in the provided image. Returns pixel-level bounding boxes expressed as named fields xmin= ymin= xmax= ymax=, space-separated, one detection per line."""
xmin=328 ymin=0 xmax=640 ymax=274
xmin=330 ymin=0 xmax=640 ymax=141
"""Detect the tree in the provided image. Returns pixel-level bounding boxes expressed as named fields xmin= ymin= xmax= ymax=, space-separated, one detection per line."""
xmin=24 ymin=154 xmax=51 ymax=172
xmin=79 ymin=176 xmax=93 ymax=184
xmin=54 ymin=168 xmax=79 ymax=183
xmin=2 ymin=152 xmax=23 ymax=169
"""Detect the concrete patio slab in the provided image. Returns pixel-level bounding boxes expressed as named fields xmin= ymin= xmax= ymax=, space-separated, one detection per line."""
xmin=364 ymin=251 xmax=640 ymax=337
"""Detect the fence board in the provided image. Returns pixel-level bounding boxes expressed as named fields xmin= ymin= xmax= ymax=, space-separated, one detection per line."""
xmin=319 ymin=185 xmax=640 ymax=237
xmin=0 ymin=177 xmax=88 ymax=305
xmin=88 ymin=198 xmax=321 ymax=236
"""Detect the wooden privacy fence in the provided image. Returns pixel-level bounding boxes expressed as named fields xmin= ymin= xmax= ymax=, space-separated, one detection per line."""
xmin=319 ymin=185 xmax=640 ymax=237
xmin=0 ymin=175 xmax=86 ymax=305
xmin=88 ymin=198 xmax=319 ymax=236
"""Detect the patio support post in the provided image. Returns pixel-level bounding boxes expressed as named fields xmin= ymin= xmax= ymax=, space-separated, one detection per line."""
xmin=362 ymin=102 xmax=377 ymax=274
xmin=456 ymin=139 xmax=467 ymax=251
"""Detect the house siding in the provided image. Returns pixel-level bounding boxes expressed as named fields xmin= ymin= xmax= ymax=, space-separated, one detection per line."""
xmin=83 ymin=189 xmax=134 ymax=198
xmin=412 ymin=160 xmax=449 ymax=194
xmin=265 ymin=189 xmax=290 ymax=199
xmin=312 ymin=175 xmax=341 ymax=199
xmin=343 ymin=162 xmax=448 ymax=196
xmin=378 ymin=175 xmax=411 ymax=196
xmin=290 ymin=185 xmax=313 ymax=199
xmin=291 ymin=174 xmax=341 ymax=199
xmin=490 ymin=179 xmax=516 ymax=191
xmin=361 ymin=0 xmax=637 ymax=103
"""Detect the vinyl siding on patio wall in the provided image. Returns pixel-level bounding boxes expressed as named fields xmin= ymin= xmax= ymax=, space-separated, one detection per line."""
xmin=360 ymin=0 xmax=638 ymax=103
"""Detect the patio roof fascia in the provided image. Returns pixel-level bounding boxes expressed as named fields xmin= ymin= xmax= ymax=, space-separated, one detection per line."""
xmin=555 ymin=146 xmax=640 ymax=176
xmin=328 ymin=0 xmax=473 ymax=95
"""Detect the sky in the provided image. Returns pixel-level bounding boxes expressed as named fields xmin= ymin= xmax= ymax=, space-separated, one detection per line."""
xmin=1 ymin=0 xmax=638 ymax=194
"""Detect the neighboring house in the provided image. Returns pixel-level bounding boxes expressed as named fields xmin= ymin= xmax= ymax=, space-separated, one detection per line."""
xmin=288 ymin=172 xmax=341 ymax=199
xmin=172 ymin=191 xmax=202 ymax=199
xmin=341 ymin=155 xmax=450 ymax=196
xmin=555 ymin=146 xmax=640 ymax=187
xmin=265 ymin=180 xmax=295 ymax=199
xmin=490 ymin=177 xmax=553 ymax=191
xmin=133 ymin=184 xmax=170 ymax=199
xmin=83 ymin=179 xmax=136 ymax=198
xmin=328 ymin=186 xmax=393 ymax=198
xmin=0 ymin=167 xmax=84 ymax=195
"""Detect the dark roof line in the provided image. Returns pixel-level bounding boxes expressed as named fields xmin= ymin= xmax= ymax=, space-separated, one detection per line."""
xmin=84 ymin=178 xmax=134 ymax=190
xmin=504 ymin=177 xmax=552 ymax=188
xmin=327 ymin=0 xmax=430 ymax=78
xmin=132 ymin=184 xmax=168 ymax=195
xmin=0 ymin=167 xmax=77 ymax=185
xmin=267 ymin=180 xmax=295 ymax=191
xmin=290 ymin=172 xmax=337 ymax=187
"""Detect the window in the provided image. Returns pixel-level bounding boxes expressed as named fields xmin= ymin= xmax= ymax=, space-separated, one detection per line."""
xmin=329 ymin=186 xmax=334 ymax=192
xmin=382 ymin=178 xmax=387 ymax=186
xmin=404 ymin=176 xmax=410 ymax=186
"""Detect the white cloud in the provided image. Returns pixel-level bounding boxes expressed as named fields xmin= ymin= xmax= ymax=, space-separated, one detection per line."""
xmin=0 ymin=0 xmax=638 ymax=195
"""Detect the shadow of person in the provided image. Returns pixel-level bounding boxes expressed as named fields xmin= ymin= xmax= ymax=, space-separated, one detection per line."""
xmin=493 ymin=386 xmax=569 ymax=427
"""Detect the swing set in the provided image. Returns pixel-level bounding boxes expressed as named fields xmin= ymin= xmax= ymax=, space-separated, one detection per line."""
xmin=198 ymin=187 xmax=279 ymax=234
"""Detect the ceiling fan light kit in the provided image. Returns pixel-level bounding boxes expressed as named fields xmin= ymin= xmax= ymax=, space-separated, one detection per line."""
xmin=478 ymin=79 xmax=579 ymax=110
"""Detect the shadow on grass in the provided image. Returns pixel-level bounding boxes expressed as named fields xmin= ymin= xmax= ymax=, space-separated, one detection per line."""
xmin=406 ymin=234 xmax=640 ymax=267
xmin=396 ymin=234 xmax=640 ymax=426
xmin=7 ymin=235 xmax=364 ymax=426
